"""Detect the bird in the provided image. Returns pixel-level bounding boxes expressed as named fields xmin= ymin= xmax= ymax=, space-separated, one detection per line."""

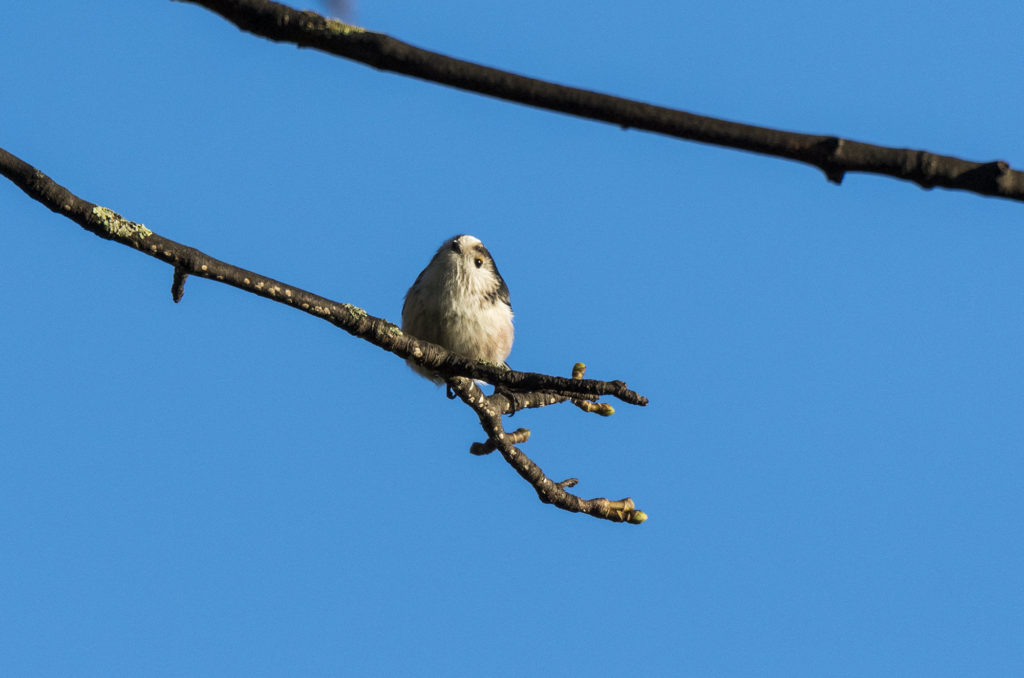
xmin=402 ymin=234 xmax=514 ymax=383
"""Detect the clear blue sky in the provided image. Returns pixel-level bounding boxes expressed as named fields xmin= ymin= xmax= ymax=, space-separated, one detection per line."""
xmin=2 ymin=1 xmax=1022 ymax=676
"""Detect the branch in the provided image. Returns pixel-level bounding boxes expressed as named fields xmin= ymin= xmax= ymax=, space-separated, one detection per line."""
xmin=449 ymin=376 xmax=647 ymax=524
xmin=177 ymin=0 xmax=1024 ymax=203
xmin=0 ymin=147 xmax=645 ymax=407
xmin=1 ymin=146 xmax=648 ymax=523
xmin=480 ymin=363 xmax=617 ymax=419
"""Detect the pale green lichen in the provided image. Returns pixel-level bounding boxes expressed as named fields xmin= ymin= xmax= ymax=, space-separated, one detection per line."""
xmin=91 ymin=206 xmax=153 ymax=240
xmin=323 ymin=18 xmax=367 ymax=35
xmin=340 ymin=303 xmax=368 ymax=318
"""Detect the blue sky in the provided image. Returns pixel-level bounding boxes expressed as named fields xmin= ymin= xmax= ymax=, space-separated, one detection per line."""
xmin=2 ymin=1 xmax=1022 ymax=676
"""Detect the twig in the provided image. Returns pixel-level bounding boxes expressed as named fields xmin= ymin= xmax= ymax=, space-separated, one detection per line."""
xmin=449 ymin=376 xmax=647 ymax=524
xmin=177 ymin=0 xmax=1024 ymax=203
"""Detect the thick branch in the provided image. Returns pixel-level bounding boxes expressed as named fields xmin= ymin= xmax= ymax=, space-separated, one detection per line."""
xmin=178 ymin=0 xmax=1024 ymax=203
xmin=0 ymin=147 xmax=646 ymax=406
xmin=449 ymin=377 xmax=646 ymax=524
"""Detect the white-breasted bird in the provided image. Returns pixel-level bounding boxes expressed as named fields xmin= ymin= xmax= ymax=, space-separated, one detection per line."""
xmin=402 ymin=234 xmax=514 ymax=383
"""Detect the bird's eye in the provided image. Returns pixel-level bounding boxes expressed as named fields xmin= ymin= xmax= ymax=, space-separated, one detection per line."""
xmin=474 ymin=258 xmax=484 ymax=268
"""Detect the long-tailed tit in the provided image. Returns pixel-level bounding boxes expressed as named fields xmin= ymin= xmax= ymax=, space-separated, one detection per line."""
xmin=402 ymin=234 xmax=514 ymax=383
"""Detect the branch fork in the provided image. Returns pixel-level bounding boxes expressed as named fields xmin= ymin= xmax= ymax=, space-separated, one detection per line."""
xmin=447 ymin=365 xmax=647 ymax=525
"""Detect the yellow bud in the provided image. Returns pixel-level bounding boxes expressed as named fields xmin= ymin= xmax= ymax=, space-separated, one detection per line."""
xmin=629 ymin=511 xmax=648 ymax=524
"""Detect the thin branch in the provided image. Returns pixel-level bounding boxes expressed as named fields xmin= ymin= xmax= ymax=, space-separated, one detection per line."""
xmin=0 ymin=147 xmax=646 ymax=407
xmin=470 ymin=427 xmax=529 ymax=456
xmin=449 ymin=376 xmax=647 ymax=524
xmin=177 ymin=0 xmax=1024 ymax=203
xmin=482 ymin=364 xmax=617 ymax=418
